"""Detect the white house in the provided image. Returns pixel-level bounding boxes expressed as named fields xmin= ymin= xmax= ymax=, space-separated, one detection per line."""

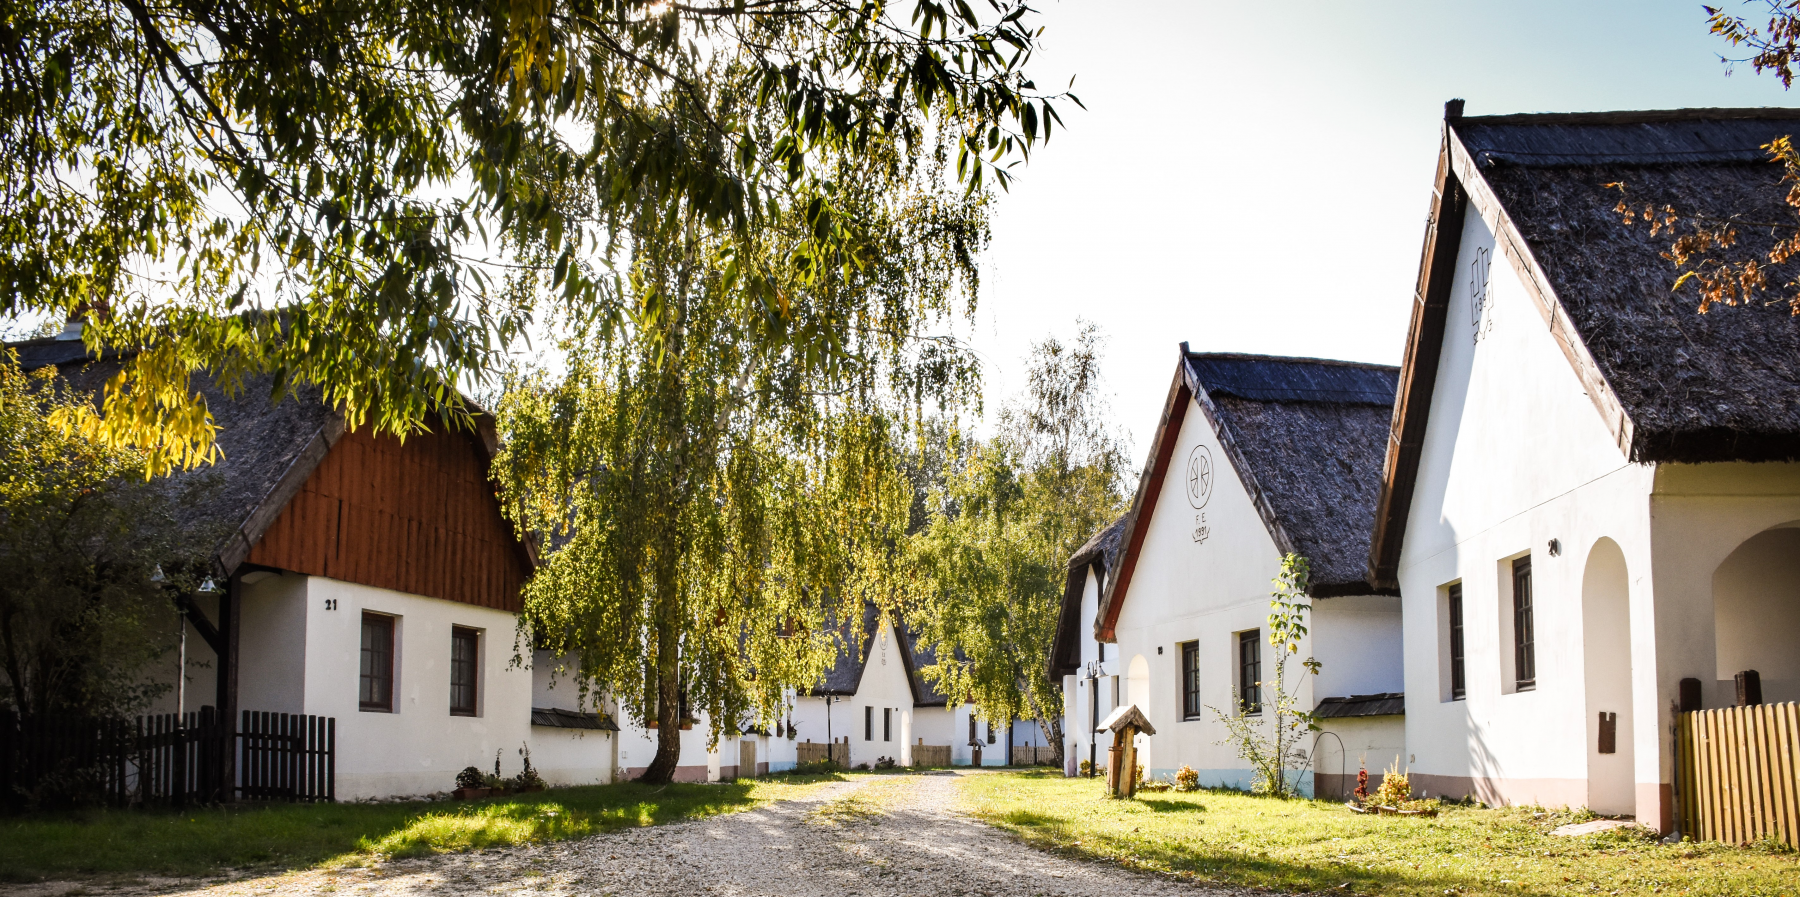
xmin=784 ymin=606 xmax=1021 ymax=768
xmin=1090 ymin=349 xmax=1407 ymax=797
xmin=12 ymin=335 xmax=628 ymax=799
xmin=1368 ymin=103 xmax=1800 ymax=831
xmin=1049 ymin=515 xmax=1129 ymax=777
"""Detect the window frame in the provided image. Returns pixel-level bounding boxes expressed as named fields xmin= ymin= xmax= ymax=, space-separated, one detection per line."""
xmin=864 ymin=705 xmax=873 ymax=741
xmin=1512 ymin=557 xmax=1536 ymax=691
xmin=883 ymin=707 xmax=892 ymax=742
xmin=1180 ymin=640 xmax=1201 ymax=720
xmin=359 ymin=612 xmax=396 ymax=713
xmin=450 ymin=626 xmax=480 ymax=717
xmin=1237 ymin=629 xmax=1262 ymax=715
xmin=1448 ymin=583 xmax=1466 ymax=701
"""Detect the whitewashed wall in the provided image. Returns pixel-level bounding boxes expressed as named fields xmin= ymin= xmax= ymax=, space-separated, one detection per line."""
xmin=298 ymin=577 xmax=534 ymax=800
xmin=1396 ymin=201 xmax=1658 ymax=817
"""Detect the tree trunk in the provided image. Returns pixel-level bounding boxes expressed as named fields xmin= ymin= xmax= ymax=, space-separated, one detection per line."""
xmin=638 ymin=576 xmax=684 ymax=784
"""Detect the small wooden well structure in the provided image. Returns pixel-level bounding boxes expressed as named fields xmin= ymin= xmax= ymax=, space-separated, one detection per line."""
xmin=1098 ymin=704 xmax=1156 ymax=798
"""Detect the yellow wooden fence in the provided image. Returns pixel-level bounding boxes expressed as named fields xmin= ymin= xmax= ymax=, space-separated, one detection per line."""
xmin=796 ymin=741 xmax=848 ymax=766
xmin=1678 ymin=702 xmax=1800 ymax=849
xmin=912 ymin=744 xmax=951 ymax=767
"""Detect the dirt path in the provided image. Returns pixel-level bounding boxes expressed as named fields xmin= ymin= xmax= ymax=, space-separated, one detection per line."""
xmin=12 ymin=772 xmax=1243 ymax=897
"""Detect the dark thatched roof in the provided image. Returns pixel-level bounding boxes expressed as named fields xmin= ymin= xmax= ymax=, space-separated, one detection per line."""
xmin=1096 ymin=349 xmax=1398 ymax=640
xmin=9 ymin=337 xmax=342 ymax=576
xmin=1187 ymin=353 xmax=1398 ymax=595
xmin=1471 ymin=145 xmax=1800 ymax=461
xmin=1048 ymin=515 xmax=1129 ymax=678
xmin=809 ymin=604 xmax=950 ymax=706
xmin=1370 ymin=105 xmax=1800 ymax=589
xmin=1314 ymin=692 xmax=1405 ymax=719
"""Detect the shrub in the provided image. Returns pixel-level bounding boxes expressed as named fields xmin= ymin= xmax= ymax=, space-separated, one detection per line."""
xmin=510 ymin=745 xmax=545 ymax=790
xmin=1174 ymin=765 xmax=1200 ymax=792
xmin=874 ymin=755 xmax=896 ymax=770
xmin=853 ymin=762 xmax=870 ymax=771
xmin=455 ymin=767 xmax=486 ymax=790
xmin=1353 ymin=765 xmax=1369 ymax=803
xmin=1078 ymin=759 xmax=1094 ymax=776
xmin=1370 ymin=760 xmax=1411 ymax=807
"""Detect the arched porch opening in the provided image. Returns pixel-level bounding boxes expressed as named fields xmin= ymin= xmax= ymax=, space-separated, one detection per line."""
xmin=1712 ymin=524 xmax=1800 ymax=706
xmin=1581 ymin=537 xmax=1633 ymax=815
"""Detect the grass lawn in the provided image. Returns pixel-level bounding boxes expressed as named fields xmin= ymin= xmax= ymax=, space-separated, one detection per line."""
xmin=962 ymin=771 xmax=1799 ymax=897
xmin=0 ymin=775 xmax=838 ymax=883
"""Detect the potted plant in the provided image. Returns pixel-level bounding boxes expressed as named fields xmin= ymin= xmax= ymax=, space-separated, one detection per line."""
xmin=453 ymin=766 xmax=490 ymax=800
xmin=511 ymin=745 xmax=547 ymax=793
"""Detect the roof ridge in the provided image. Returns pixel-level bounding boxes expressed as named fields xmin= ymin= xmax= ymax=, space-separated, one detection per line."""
xmin=1184 ymin=350 xmax=1399 ymax=372
xmin=1460 ymin=107 xmax=1800 ymax=126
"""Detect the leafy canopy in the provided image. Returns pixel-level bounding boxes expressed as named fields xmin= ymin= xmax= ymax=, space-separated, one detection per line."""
xmin=2 ymin=0 xmax=1072 ymax=473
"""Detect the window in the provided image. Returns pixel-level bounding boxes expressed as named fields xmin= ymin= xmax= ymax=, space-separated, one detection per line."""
xmin=986 ymin=721 xmax=996 ymax=744
xmin=1513 ymin=557 xmax=1535 ymax=691
xmin=450 ymin=626 xmax=479 ymax=716
xmin=1238 ymin=630 xmax=1262 ymax=714
xmin=883 ymin=707 xmax=892 ymax=741
xmin=1448 ymin=583 xmax=1466 ymax=700
xmin=360 ymin=613 xmax=395 ymax=712
xmin=1180 ymin=641 xmax=1201 ymax=719
xmin=1098 ymin=641 xmax=1105 ymax=662
xmin=968 ymin=712 xmax=977 ymax=744
xmin=864 ymin=705 xmax=873 ymax=741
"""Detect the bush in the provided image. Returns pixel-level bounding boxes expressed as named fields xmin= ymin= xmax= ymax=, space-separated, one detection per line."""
xmin=455 ymin=767 xmax=485 ymax=790
xmin=853 ymin=762 xmax=870 ymax=771
xmin=785 ymin=758 xmax=839 ymax=775
xmin=1370 ymin=761 xmax=1411 ymax=807
xmin=510 ymin=745 xmax=545 ymax=790
xmin=1174 ymin=765 xmax=1200 ymax=792
xmin=1078 ymin=759 xmax=1094 ymax=776
xmin=874 ymin=755 xmax=896 ymax=770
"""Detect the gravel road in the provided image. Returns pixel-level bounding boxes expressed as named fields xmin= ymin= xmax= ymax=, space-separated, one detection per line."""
xmin=14 ymin=772 xmax=1244 ymax=897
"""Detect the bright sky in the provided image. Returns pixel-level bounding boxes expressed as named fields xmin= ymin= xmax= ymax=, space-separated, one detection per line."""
xmin=970 ymin=0 xmax=1798 ymax=453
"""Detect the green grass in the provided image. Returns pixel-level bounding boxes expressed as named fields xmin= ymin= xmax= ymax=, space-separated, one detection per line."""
xmin=962 ymin=771 xmax=1800 ymax=897
xmin=0 ymin=776 xmax=838 ymax=883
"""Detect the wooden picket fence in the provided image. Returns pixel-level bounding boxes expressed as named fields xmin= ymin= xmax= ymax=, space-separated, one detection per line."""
xmin=796 ymin=740 xmax=848 ymax=766
xmin=911 ymin=744 xmax=951 ymax=767
xmin=1011 ymin=745 xmax=1058 ymax=766
xmin=1678 ymin=702 xmax=1799 ymax=849
xmin=0 ymin=708 xmax=334 ymax=810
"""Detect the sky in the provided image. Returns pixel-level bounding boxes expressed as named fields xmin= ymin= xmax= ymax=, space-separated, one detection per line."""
xmin=968 ymin=0 xmax=1798 ymax=454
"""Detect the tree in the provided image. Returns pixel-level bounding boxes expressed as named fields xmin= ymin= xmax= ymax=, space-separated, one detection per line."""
xmin=2 ymin=0 xmax=1071 ymax=474
xmin=0 ymin=353 xmax=212 ymax=720
xmin=904 ymin=323 xmax=1131 ymax=767
xmin=1605 ymin=3 xmax=1800 ymax=312
xmin=491 ymin=100 xmax=981 ymax=782
xmin=1209 ymin=554 xmax=1322 ymax=798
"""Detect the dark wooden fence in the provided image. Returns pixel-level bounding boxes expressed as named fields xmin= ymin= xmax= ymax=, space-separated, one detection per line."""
xmin=0 ymin=708 xmax=334 ymax=810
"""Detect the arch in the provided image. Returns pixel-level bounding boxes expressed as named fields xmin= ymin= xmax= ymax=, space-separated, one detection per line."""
xmin=1128 ymin=654 xmax=1151 ymax=776
xmin=1581 ymin=537 xmax=1634 ymax=815
xmin=1712 ymin=523 xmax=1800 ymax=705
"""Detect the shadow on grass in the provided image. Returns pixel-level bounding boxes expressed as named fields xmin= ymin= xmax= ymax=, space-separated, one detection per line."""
xmin=1138 ymin=798 xmax=1206 ymax=813
xmin=0 ymin=777 xmax=840 ymax=883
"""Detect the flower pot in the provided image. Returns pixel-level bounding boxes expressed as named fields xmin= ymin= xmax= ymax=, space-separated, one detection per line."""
xmin=453 ymin=787 xmax=492 ymax=800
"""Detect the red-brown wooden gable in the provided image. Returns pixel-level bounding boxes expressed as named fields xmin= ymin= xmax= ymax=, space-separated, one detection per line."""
xmin=246 ymin=425 xmax=528 ymax=612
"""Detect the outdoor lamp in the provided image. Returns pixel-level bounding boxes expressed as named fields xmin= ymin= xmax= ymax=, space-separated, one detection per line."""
xmin=198 ymin=577 xmax=219 ymax=593
xmin=150 ymin=564 xmax=165 ymax=583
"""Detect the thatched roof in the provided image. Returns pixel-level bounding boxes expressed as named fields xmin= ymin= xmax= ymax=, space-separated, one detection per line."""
xmin=808 ymin=604 xmax=951 ymax=706
xmin=6 ymin=334 xmax=518 ymax=580
xmin=1094 ymin=348 xmax=1397 ymax=640
xmin=10 ymin=336 xmax=342 ymax=576
xmin=1047 ymin=514 xmax=1129 ymax=678
xmin=1188 ymin=353 xmax=1398 ymax=595
xmin=1370 ymin=105 xmax=1800 ymax=587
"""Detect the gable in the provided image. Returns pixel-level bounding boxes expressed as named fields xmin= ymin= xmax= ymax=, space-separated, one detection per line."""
xmin=246 ymin=424 xmax=530 ymax=612
xmin=1371 ymin=104 xmax=1800 ymax=587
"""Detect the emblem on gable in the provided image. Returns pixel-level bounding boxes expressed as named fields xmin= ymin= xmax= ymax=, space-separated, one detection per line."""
xmin=1470 ymin=245 xmax=1494 ymax=344
xmin=1184 ymin=444 xmax=1213 ymax=510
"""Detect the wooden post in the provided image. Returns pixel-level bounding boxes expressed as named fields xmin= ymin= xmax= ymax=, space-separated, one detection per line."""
xmin=216 ymin=575 xmax=242 ymax=802
xmin=1121 ymin=726 xmax=1139 ymax=799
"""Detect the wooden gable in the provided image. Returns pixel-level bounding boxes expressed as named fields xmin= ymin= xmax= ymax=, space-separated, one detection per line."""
xmin=245 ymin=424 xmax=529 ymax=612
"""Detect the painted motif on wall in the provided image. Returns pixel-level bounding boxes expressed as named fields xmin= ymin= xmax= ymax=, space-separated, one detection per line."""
xmin=1185 ymin=444 xmax=1213 ymax=544
xmin=1470 ymin=245 xmax=1494 ymax=344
